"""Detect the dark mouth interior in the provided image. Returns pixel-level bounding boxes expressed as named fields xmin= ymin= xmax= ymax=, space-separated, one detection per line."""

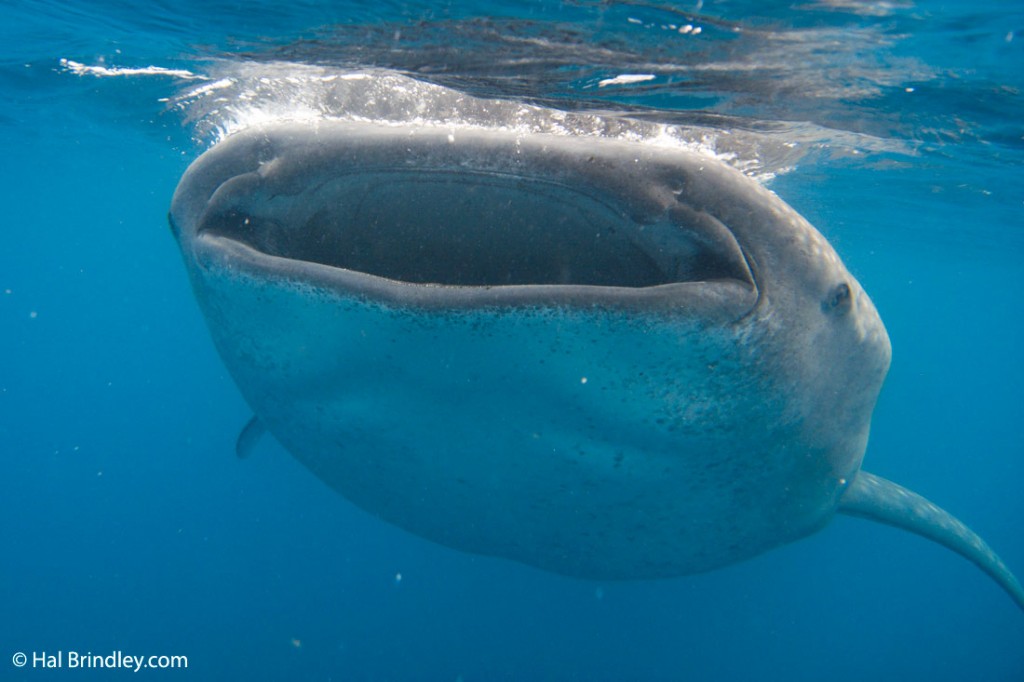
xmin=202 ymin=171 xmax=750 ymax=289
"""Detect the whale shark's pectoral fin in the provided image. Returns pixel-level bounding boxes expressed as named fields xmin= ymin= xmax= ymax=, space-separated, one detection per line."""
xmin=839 ymin=470 xmax=1024 ymax=611
xmin=235 ymin=415 xmax=267 ymax=459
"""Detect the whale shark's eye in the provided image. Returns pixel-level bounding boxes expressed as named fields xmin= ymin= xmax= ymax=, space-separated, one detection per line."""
xmin=823 ymin=282 xmax=852 ymax=315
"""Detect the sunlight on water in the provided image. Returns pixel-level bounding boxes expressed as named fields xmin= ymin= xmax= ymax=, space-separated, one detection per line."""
xmin=60 ymin=55 xmax=919 ymax=184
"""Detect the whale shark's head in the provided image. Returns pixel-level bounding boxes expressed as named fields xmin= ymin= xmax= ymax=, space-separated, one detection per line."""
xmin=170 ymin=120 xmax=891 ymax=577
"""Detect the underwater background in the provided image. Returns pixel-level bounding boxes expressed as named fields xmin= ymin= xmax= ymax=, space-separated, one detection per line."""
xmin=1 ymin=1 xmax=1022 ymax=680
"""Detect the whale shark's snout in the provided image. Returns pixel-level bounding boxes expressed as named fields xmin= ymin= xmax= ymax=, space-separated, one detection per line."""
xmin=173 ymin=122 xmax=758 ymax=318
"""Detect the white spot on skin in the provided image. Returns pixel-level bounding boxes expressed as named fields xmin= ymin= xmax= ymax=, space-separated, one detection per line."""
xmin=580 ymin=377 xmax=588 ymax=384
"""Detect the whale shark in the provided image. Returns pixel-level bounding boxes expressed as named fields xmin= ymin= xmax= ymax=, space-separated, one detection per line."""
xmin=169 ymin=119 xmax=1023 ymax=611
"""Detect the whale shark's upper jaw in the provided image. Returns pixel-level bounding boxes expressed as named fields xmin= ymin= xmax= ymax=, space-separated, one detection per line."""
xmin=175 ymin=122 xmax=759 ymax=318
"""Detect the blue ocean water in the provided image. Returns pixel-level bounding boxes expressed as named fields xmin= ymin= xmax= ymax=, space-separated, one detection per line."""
xmin=1 ymin=1 xmax=1022 ymax=680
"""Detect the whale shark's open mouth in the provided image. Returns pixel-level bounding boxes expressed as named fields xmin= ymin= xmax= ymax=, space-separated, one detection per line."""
xmin=175 ymin=122 xmax=758 ymax=315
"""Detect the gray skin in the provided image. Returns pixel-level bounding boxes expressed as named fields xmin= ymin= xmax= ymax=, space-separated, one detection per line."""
xmin=170 ymin=120 xmax=1023 ymax=610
